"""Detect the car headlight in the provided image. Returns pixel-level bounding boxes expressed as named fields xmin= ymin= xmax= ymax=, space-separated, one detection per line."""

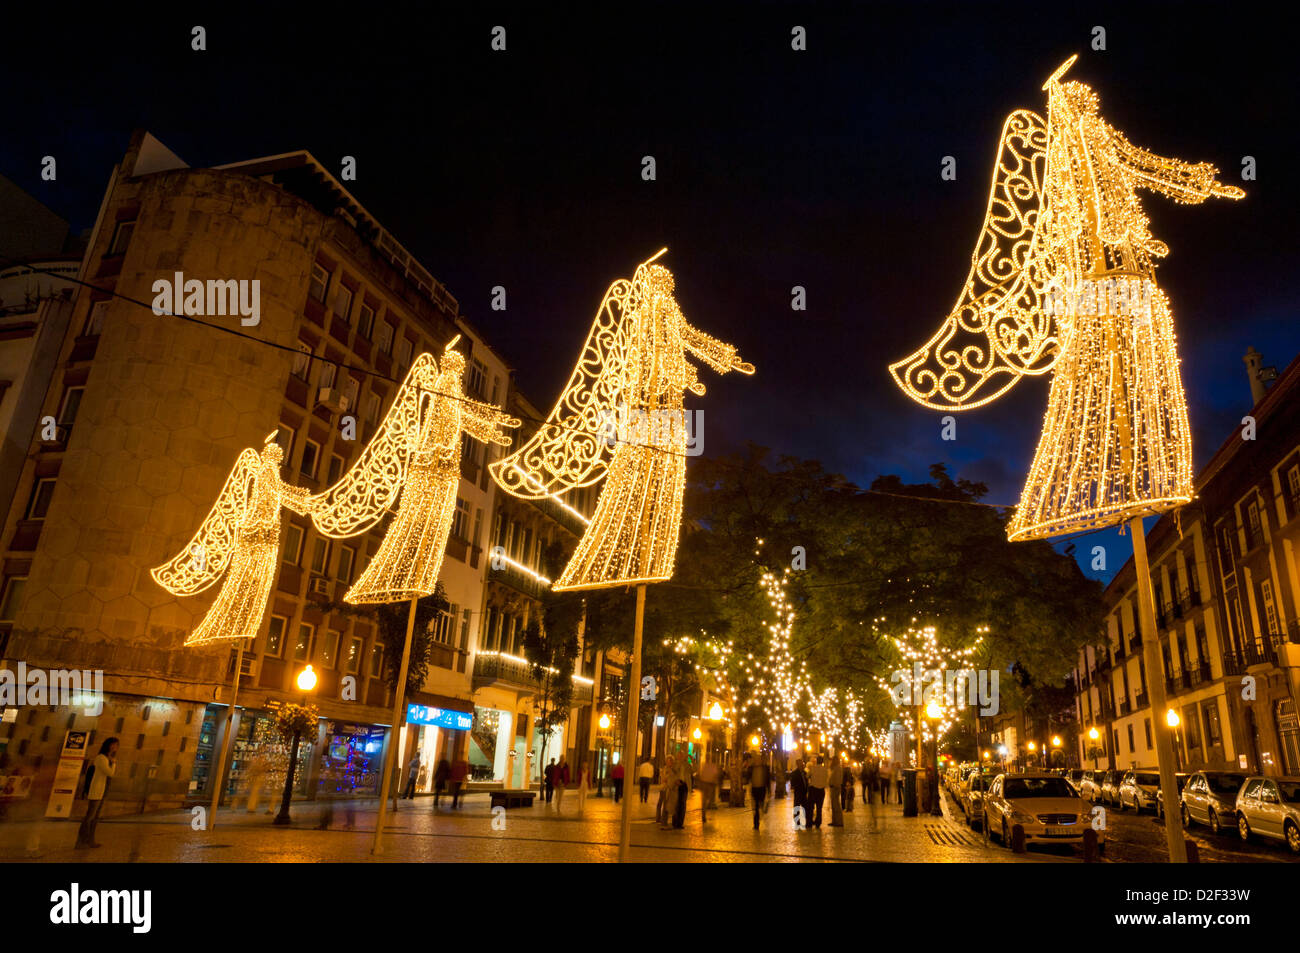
xmin=1009 ymin=809 xmax=1037 ymax=825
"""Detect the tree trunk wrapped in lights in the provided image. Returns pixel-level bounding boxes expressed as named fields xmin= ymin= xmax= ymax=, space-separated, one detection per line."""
xmin=151 ymin=435 xmax=312 ymax=644
xmin=310 ymin=338 xmax=519 ymax=602
xmin=489 ymin=251 xmax=754 ymax=591
xmin=889 ymin=55 xmax=1243 ymax=540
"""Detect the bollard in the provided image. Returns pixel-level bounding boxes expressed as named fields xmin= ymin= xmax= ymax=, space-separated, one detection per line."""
xmin=1185 ymin=839 xmax=1200 ymax=863
xmin=1011 ymin=823 xmax=1026 ymax=853
xmin=1082 ymin=827 xmax=1098 ymax=862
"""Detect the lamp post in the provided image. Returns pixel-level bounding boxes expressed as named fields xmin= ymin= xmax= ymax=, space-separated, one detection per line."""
xmin=1088 ymin=726 xmax=1101 ymax=769
xmin=596 ymin=711 xmax=612 ymax=796
xmin=273 ymin=665 xmax=317 ymax=827
xmin=1166 ymin=709 xmax=1183 ymax=771
xmin=925 ymin=701 xmax=943 ymax=816
xmin=1051 ymin=735 xmax=1063 ymax=769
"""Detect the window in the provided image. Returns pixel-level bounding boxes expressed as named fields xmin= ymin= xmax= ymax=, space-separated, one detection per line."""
xmin=369 ymin=643 xmax=384 ymax=678
xmin=84 ymin=301 xmax=108 ymax=336
xmin=432 ymin=606 xmax=453 ymax=645
xmin=293 ymin=623 xmax=315 ymax=663
xmin=327 ymin=454 xmax=344 ymax=485
xmin=108 ymin=220 xmax=135 ymax=256
xmin=282 ymin=524 xmax=304 ymax=565
xmin=309 ymin=263 xmax=330 ymax=304
xmin=300 ymin=439 xmax=321 ymax=479
xmin=364 ymin=393 xmax=380 ymax=427
xmin=466 ymin=358 xmax=488 ymax=400
xmin=292 ymin=342 xmax=312 ymax=380
xmin=1112 ymin=728 xmax=1120 ymax=755
xmin=266 ymin=615 xmax=289 ymax=657
xmin=396 ymin=336 xmax=413 ymax=369
xmin=337 ymin=545 xmax=355 ymax=583
xmin=1184 ymin=705 xmax=1201 ymax=750
xmin=451 ymin=497 xmax=471 ymax=540
xmin=507 ymin=616 xmax=519 ymax=655
xmin=357 ymin=303 xmax=375 ymax=339
xmin=321 ymin=631 xmax=340 ymax=669
xmin=319 ymin=362 xmax=337 ymax=391
xmin=310 ymin=537 xmax=330 ymax=575
xmin=1261 ymin=579 xmax=1280 ymax=636
xmin=1126 ymin=724 xmax=1135 ymax=752
xmin=376 ymin=320 xmax=395 ymax=355
xmin=345 ymin=377 xmax=359 ymax=413
xmin=26 ymin=478 xmax=57 ymax=519
xmin=471 ymin=508 xmax=483 ymax=550
xmin=345 ymin=637 xmax=363 ymax=673
xmin=58 ymin=386 xmax=84 ymax=426
xmin=1144 ymin=718 xmax=1152 ymax=749
xmin=459 ymin=608 xmax=472 ymax=651
xmin=1203 ymin=702 xmax=1223 ymax=746
xmin=274 ymin=426 xmax=293 ymax=459
xmin=333 ymin=283 xmax=353 ymax=322
xmin=1246 ymin=500 xmax=1262 ymax=546
xmin=1288 ymin=466 xmax=1300 ymax=506
xmin=0 ymin=577 xmax=27 ymax=621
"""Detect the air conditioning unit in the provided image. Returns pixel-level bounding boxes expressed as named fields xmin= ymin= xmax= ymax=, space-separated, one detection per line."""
xmin=310 ymin=576 xmax=332 ymax=597
xmin=316 ymin=387 xmax=347 ymax=414
xmin=228 ymin=653 xmax=257 ymax=679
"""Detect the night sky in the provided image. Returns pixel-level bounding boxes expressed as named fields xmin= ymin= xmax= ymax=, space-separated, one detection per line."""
xmin=4 ymin=4 xmax=1296 ymax=581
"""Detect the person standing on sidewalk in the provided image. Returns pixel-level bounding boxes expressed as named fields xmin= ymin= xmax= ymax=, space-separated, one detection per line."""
xmin=638 ymin=758 xmax=653 ymax=802
xmin=864 ymin=759 xmax=879 ymax=805
xmin=433 ymin=758 xmax=450 ymax=808
xmin=611 ymin=760 xmax=625 ymax=802
xmin=828 ymin=756 xmax=845 ymax=826
xmin=544 ymin=759 xmax=556 ymax=805
xmin=554 ymin=756 xmax=570 ymax=814
xmin=806 ymin=756 xmax=828 ymax=829
xmin=575 ymin=760 xmax=590 ymax=815
xmin=403 ymin=750 xmax=421 ymax=799
xmin=748 ymin=756 xmax=770 ymax=830
xmin=789 ymin=758 xmax=809 ymax=827
xmin=842 ymin=761 xmax=855 ymax=813
xmin=75 ymin=737 xmax=118 ymax=849
xmin=672 ymin=754 xmax=690 ymax=829
xmin=698 ymin=758 xmax=720 ymax=823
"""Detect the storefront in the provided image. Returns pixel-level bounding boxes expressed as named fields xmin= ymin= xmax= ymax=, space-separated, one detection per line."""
xmin=469 ymin=706 xmax=513 ymax=783
xmin=317 ymin=721 xmax=385 ymax=797
xmin=400 ymin=703 xmax=473 ymax=792
xmin=188 ymin=704 xmax=314 ymax=806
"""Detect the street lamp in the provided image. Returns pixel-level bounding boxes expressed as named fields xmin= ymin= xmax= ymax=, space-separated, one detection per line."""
xmin=596 ymin=711 xmax=613 ymax=797
xmin=296 ymin=664 xmax=317 ymax=693
xmin=1166 ymin=709 xmax=1183 ymax=771
xmin=1088 ymin=726 xmax=1101 ymax=769
xmin=924 ymin=701 xmax=943 ymax=816
xmin=708 ymin=702 xmax=724 ymax=722
xmin=1051 ymin=735 xmax=1062 ymax=769
xmin=274 ymin=665 xmax=317 ymax=827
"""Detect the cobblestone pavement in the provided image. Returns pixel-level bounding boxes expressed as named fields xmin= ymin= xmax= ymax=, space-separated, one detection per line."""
xmin=1 ymin=785 xmax=1082 ymax=863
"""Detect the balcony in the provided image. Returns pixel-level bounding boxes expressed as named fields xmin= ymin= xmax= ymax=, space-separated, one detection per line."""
xmin=1134 ymin=691 xmax=1149 ymax=710
xmin=1155 ymin=609 xmax=1168 ymax=629
xmin=486 ymin=558 xmax=547 ymax=599
xmin=1116 ymin=698 xmax=1129 ymax=716
xmin=1222 ymin=653 xmax=1246 ymax=677
xmin=472 ymin=652 xmax=593 ymax=705
xmin=1165 ymin=670 xmax=1188 ymax=694
xmin=1188 ymin=660 xmax=1212 ymax=686
xmin=1244 ymin=639 xmax=1277 ymax=668
xmin=1114 ymin=641 xmax=1127 ymax=661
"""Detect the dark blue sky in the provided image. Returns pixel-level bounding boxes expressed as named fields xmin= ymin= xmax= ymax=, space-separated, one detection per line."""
xmin=4 ymin=4 xmax=1295 ymax=581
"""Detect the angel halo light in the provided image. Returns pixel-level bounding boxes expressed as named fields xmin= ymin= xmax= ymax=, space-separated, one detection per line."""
xmin=888 ymin=55 xmax=1243 ymax=541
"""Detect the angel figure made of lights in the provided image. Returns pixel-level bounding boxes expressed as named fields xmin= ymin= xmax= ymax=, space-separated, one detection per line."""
xmin=310 ymin=337 xmax=519 ymax=603
xmin=152 ymin=434 xmax=312 ymax=644
xmin=889 ymin=55 xmax=1243 ymax=540
xmin=490 ymin=250 xmax=754 ymax=590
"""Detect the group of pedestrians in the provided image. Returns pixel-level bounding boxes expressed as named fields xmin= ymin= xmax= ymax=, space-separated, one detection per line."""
xmin=402 ymin=753 xmax=468 ymax=808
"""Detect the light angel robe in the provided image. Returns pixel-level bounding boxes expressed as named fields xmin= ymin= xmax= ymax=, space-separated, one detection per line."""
xmin=889 ymin=57 xmax=1243 ymax=540
xmin=490 ymin=259 xmax=753 ymax=591
xmin=152 ymin=439 xmax=311 ymax=644
xmin=310 ymin=347 xmax=518 ymax=603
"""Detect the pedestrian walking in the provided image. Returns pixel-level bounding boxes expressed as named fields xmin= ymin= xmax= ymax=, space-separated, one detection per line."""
xmin=433 ymin=758 xmax=450 ymax=808
xmin=772 ymin=757 xmax=787 ymax=799
xmin=638 ymin=758 xmax=653 ymax=802
xmin=789 ymin=758 xmax=809 ymax=827
xmin=698 ymin=758 xmax=720 ymax=823
xmin=878 ymin=761 xmax=892 ymax=806
xmin=864 ymin=759 xmax=879 ymax=805
xmin=842 ymin=762 xmax=854 ymax=813
xmin=746 ymin=756 xmax=770 ymax=830
xmin=75 ymin=737 xmax=118 ymax=849
xmin=806 ymin=756 xmax=828 ymax=829
xmin=828 ymin=756 xmax=845 ymax=826
xmin=554 ymin=756 xmax=570 ymax=814
xmin=244 ymin=753 xmax=268 ymax=813
xmin=576 ymin=760 xmax=590 ymax=815
xmin=544 ymin=759 xmax=556 ymax=804
xmin=611 ymin=761 xmax=625 ymax=802
xmin=895 ymin=766 xmax=904 ymax=805
xmin=449 ymin=758 xmax=468 ymax=808
xmin=403 ymin=750 xmax=421 ymax=799
xmin=672 ymin=755 xmax=689 ymax=829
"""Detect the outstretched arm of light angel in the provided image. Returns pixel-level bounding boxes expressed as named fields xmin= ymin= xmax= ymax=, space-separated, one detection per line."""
xmin=151 ymin=448 xmax=260 ymax=596
xmin=279 ymin=481 xmax=313 ymax=517
xmin=308 ymin=354 xmax=433 ymax=537
xmin=460 ymin=397 xmax=521 ymax=446
xmin=1105 ymin=122 xmax=1245 ymax=202
xmin=681 ymin=317 xmax=755 ymax=391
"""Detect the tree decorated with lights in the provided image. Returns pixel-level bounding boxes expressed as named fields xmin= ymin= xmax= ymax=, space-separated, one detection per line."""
xmin=488 ymin=250 xmax=754 ymax=860
xmin=874 ymin=624 xmax=984 ymax=753
xmin=888 ymin=56 xmax=1242 ymax=859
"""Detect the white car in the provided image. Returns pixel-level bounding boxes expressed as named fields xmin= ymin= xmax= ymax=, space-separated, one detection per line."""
xmin=1118 ymin=770 xmax=1160 ymax=813
xmin=983 ymin=773 xmax=1104 ymax=854
xmin=1235 ymin=776 xmax=1300 ymax=854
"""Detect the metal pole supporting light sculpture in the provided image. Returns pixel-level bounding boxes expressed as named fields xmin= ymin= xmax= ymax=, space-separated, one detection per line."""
xmin=489 ymin=250 xmax=753 ymax=861
xmin=887 ymin=56 xmax=1243 ymax=861
xmin=309 ymin=337 xmax=518 ymax=853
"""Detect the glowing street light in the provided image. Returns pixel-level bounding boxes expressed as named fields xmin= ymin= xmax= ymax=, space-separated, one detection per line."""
xmin=1088 ymin=726 xmax=1100 ymax=740
xmin=708 ymin=702 xmax=724 ymax=722
xmin=1165 ymin=709 xmax=1180 ymax=728
xmin=599 ymin=713 xmax=612 ymax=731
xmin=296 ymin=664 xmax=318 ymax=693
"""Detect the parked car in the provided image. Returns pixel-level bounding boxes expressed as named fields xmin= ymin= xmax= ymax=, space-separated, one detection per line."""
xmin=1078 ymin=769 xmax=1104 ymax=802
xmin=1118 ymin=770 xmax=1160 ymax=812
xmin=1180 ymin=770 xmax=1248 ymax=835
xmin=1063 ymin=769 xmax=1085 ymax=792
xmin=1100 ymin=769 xmax=1125 ymax=806
xmin=983 ymin=773 xmax=1104 ymax=854
xmin=962 ymin=773 xmax=992 ymax=829
xmin=1155 ymin=773 xmax=1190 ymax=819
xmin=1235 ymin=776 xmax=1300 ymax=854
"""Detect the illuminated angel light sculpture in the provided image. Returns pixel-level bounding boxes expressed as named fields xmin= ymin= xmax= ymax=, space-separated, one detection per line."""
xmin=889 ymin=55 xmax=1243 ymax=540
xmin=489 ymin=250 xmax=754 ymax=590
xmin=152 ymin=434 xmax=312 ymax=644
xmin=310 ymin=338 xmax=519 ymax=602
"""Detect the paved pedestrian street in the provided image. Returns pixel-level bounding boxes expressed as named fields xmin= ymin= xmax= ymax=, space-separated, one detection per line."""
xmin=1 ymin=786 xmax=1080 ymax=864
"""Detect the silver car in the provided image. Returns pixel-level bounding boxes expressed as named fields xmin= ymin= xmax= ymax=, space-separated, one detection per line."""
xmin=1180 ymin=770 xmax=1247 ymax=835
xmin=1235 ymin=776 xmax=1300 ymax=854
xmin=1118 ymin=770 xmax=1160 ymax=813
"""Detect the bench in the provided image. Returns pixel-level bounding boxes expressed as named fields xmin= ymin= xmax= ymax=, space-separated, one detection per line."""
xmin=490 ymin=790 xmax=537 ymax=809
